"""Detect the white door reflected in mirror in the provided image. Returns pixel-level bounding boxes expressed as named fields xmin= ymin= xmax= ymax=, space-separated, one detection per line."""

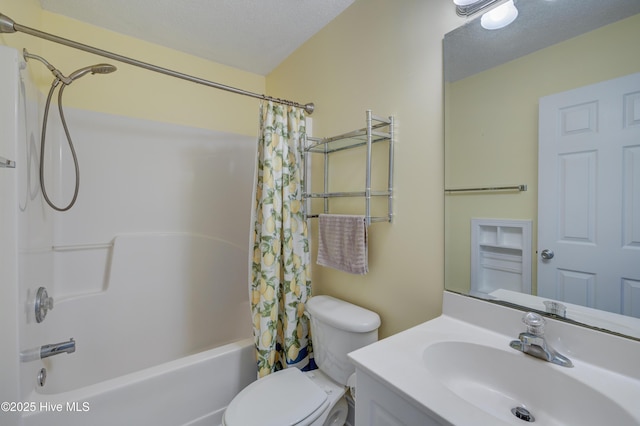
xmin=538 ymin=72 xmax=640 ymax=317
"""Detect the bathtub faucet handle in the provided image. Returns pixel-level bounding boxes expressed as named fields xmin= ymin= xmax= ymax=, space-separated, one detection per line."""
xmin=35 ymin=286 xmax=54 ymax=323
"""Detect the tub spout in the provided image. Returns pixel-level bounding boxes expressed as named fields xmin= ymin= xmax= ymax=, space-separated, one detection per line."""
xmin=21 ymin=338 xmax=76 ymax=362
xmin=41 ymin=338 xmax=76 ymax=359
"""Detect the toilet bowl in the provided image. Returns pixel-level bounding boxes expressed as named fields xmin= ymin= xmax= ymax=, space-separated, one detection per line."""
xmin=222 ymin=368 xmax=347 ymax=426
xmin=222 ymin=295 xmax=380 ymax=426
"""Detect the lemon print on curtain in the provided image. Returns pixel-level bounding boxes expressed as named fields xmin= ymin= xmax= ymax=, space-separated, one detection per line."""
xmin=250 ymin=101 xmax=313 ymax=378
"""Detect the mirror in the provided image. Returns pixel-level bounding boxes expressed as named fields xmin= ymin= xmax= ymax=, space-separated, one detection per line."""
xmin=444 ymin=0 xmax=640 ymax=340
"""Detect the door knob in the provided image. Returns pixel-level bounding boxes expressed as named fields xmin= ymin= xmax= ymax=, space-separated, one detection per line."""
xmin=541 ymin=249 xmax=554 ymax=260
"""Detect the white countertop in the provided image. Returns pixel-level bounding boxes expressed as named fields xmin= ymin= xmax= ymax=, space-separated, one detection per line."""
xmin=348 ymin=291 xmax=640 ymax=426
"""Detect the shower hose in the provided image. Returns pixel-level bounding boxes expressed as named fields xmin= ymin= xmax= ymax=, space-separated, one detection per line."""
xmin=40 ymin=79 xmax=80 ymax=212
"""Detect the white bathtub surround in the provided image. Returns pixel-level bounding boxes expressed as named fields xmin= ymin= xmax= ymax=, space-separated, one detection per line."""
xmin=0 ymin=45 xmax=23 ymax=426
xmin=349 ymin=291 xmax=640 ymax=425
xmin=1 ymin=45 xmax=256 ymax=426
xmin=31 ymin=233 xmax=253 ymax=394
xmin=249 ymin=101 xmax=313 ymax=377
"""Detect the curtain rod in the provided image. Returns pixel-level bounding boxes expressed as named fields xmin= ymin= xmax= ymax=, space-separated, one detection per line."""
xmin=0 ymin=13 xmax=315 ymax=115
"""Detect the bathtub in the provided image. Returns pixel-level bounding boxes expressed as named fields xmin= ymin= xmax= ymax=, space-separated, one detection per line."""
xmin=20 ymin=234 xmax=257 ymax=426
xmin=22 ymin=339 xmax=256 ymax=426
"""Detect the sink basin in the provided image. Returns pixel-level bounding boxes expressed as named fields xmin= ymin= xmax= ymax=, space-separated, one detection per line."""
xmin=423 ymin=341 xmax=636 ymax=425
xmin=349 ymin=293 xmax=640 ymax=426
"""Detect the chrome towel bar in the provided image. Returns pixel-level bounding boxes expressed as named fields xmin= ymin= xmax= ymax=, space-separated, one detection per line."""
xmin=445 ymin=184 xmax=527 ymax=193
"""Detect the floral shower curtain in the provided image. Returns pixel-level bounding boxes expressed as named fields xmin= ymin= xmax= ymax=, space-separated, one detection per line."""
xmin=249 ymin=101 xmax=313 ymax=378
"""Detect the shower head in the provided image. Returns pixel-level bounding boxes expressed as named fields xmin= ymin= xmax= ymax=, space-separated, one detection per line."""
xmin=67 ymin=63 xmax=117 ymax=83
xmin=24 ymin=49 xmax=117 ymax=85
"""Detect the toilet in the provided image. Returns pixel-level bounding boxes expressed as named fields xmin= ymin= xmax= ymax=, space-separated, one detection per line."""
xmin=222 ymin=295 xmax=381 ymax=426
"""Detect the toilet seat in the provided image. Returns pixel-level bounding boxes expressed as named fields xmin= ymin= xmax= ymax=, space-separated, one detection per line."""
xmin=223 ymin=368 xmax=329 ymax=426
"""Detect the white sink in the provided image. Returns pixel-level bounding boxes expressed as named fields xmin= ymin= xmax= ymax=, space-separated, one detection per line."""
xmin=349 ymin=292 xmax=640 ymax=426
xmin=423 ymin=341 xmax=636 ymax=425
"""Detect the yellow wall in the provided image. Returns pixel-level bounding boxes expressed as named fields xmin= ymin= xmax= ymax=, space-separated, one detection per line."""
xmin=0 ymin=1 xmax=264 ymax=136
xmin=444 ymin=14 xmax=640 ymax=294
xmin=268 ymin=0 xmax=461 ymax=338
xmin=0 ymin=0 xmax=41 ymax=59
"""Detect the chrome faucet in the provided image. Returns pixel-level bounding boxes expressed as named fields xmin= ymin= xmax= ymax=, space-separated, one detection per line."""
xmin=510 ymin=312 xmax=573 ymax=368
xmin=20 ymin=338 xmax=76 ymax=362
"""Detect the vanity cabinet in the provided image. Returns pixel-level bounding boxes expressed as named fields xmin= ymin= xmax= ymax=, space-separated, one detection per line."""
xmin=354 ymin=368 xmax=445 ymax=426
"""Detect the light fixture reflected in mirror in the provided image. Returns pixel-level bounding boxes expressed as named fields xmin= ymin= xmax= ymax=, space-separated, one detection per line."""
xmin=481 ymin=0 xmax=519 ymax=29
xmin=453 ymin=0 xmax=519 ymax=30
xmin=453 ymin=0 xmax=506 ymax=17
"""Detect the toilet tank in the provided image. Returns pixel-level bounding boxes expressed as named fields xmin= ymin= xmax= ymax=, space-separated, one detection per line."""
xmin=306 ymin=295 xmax=381 ymax=386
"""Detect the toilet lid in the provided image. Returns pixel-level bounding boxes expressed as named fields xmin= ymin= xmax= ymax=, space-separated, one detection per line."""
xmin=224 ymin=368 xmax=328 ymax=426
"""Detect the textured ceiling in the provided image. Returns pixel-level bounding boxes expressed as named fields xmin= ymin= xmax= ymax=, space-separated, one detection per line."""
xmin=445 ymin=0 xmax=640 ymax=82
xmin=38 ymin=0 xmax=355 ymax=76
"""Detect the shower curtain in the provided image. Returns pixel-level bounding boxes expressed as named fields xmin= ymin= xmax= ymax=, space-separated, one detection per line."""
xmin=250 ymin=101 xmax=313 ymax=378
